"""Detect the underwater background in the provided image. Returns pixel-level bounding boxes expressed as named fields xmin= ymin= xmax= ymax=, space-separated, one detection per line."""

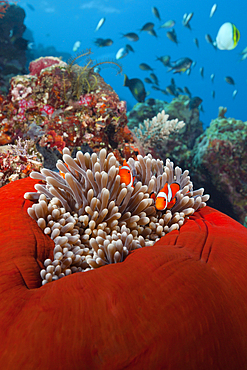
xmin=2 ymin=2 xmax=247 ymax=367
xmin=21 ymin=0 xmax=246 ymax=128
xmin=0 ymin=0 xmax=247 ymax=226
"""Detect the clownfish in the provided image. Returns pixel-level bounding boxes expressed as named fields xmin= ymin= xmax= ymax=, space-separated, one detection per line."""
xmin=155 ymin=182 xmax=180 ymax=211
xmin=119 ymin=160 xmax=135 ymax=187
xmin=59 ymin=163 xmax=79 ymax=179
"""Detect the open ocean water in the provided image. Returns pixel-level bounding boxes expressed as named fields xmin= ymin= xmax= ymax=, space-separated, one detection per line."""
xmin=18 ymin=0 xmax=247 ymax=127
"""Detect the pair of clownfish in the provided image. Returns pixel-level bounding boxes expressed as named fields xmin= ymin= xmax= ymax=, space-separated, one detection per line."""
xmin=119 ymin=160 xmax=180 ymax=211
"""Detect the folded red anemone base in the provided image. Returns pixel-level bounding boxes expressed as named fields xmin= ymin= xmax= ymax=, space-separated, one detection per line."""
xmin=1 ymin=178 xmax=247 ymax=370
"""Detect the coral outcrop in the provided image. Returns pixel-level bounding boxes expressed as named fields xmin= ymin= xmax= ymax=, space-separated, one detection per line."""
xmin=127 ymin=101 xmax=247 ymax=226
xmin=0 ymin=54 xmax=138 ymax=163
xmin=127 ymin=96 xmax=203 ymax=167
xmin=190 ymin=110 xmax=247 ymax=224
xmin=0 ymin=3 xmax=27 ymax=94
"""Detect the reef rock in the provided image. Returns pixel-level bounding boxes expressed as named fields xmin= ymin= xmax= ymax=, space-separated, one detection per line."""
xmin=0 ymin=4 xmax=27 ymax=94
xmin=191 ymin=111 xmax=247 ymax=225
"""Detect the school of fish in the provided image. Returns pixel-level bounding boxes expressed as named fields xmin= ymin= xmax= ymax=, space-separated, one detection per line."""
xmin=74 ymin=4 xmax=242 ymax=112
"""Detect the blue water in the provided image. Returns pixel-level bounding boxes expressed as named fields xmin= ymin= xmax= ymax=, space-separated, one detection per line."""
xmin=20 ymin=0 xmax=246 ymax=127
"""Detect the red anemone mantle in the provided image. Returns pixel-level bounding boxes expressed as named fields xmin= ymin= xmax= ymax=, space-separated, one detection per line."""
xmin=1 ymin=177 xmax=247 ymax=369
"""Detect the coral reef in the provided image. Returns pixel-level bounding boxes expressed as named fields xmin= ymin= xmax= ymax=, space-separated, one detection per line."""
xmin=127 ymin=101 xmax=247 ymax=226
xmin=0 ymin=3 xmax=27 ymax=94
xmin=190 ymin=109 xmax=247 ymax=224
xmin=0 ymin=54 xmax=139 ymax=162
xmin=24 ymin=147 xmax=209 ymax=284
xmin=0 ymin=137 xmax=43 ymax=187
xmin=127 ymin=96 xmax=203 ymax=167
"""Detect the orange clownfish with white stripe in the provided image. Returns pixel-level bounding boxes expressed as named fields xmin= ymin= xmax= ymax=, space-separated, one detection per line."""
xmin=154 ymin=182 xmax=180 ymax=211
xmin=119 ymin=160 xmax=135 ymax=187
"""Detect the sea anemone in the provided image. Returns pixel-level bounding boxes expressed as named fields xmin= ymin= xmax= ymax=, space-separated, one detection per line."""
xmin=1 ymin=177 xmax=247 ymax=369
xmin=24 ymin=148 xmax=209 ymax=284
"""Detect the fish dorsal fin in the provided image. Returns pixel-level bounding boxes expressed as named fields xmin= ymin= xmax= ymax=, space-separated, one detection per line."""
xmin=170 ymin=183 xmax=180 ymax=200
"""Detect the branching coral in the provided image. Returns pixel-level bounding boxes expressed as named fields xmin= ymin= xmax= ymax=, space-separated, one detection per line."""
xmin=25 ymin=147 xmax=209 ymax=284
xmin=133 ymin=110 xmax=185 ymax=153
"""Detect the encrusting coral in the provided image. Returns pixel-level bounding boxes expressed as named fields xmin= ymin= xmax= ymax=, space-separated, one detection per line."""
xmin=0 ymin=137 xmax=43 ymax=187
xmin=25 ymin=147 xmax=209 ymax=285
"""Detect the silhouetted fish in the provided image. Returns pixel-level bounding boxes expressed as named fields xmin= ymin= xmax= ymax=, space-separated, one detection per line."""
xmin=123 ymin=75 xmax=146 ymax=102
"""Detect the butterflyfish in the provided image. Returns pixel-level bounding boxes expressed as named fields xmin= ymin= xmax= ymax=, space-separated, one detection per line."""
xmin=215 ymin=22 xmax=240 ymax=50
